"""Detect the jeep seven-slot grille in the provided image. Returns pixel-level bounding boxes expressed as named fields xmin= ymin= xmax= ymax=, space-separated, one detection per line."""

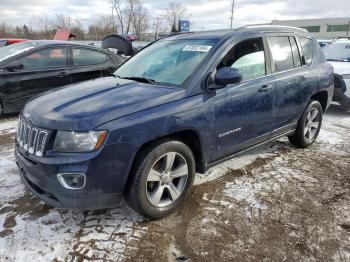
xmin=16 ymin=118 xmax=48 ymax=157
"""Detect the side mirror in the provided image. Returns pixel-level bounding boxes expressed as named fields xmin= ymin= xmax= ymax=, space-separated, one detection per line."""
xmin=213 ymin=67 xmax=242 ymax=88
xmin=3 ymin=61 xmax=24 ymax=72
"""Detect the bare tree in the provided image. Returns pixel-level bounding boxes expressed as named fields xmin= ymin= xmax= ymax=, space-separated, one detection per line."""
xmin=111 ymin=0 xmax=125 ymax=34
xmin=31 ymin=14 xmax=52 ymax=38
xmin=51 ymin=13 xmax=72 ymax=30
xmin=111 ymin=0 xmax=141 ymax=35
xmin=88 ymin=15 xmax=117 ymax=40
xmin=125 ymin=0 xmax=140 ymax=34
xmin=151 ymin=16 xmax=162 ymax=40
xmin=132 ymin=5 xmax=149 ymax=40
xmin=164 ymin=1 xmax=187 ymax=32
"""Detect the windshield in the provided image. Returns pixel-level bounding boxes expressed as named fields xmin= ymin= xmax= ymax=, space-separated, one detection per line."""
xmin=0 ymin=42 xmax=39 ymax=63
xmin=115 ymin=39 xmax=218 ymax=86
xmin=323 ymin=42 xmax=350 ymax=62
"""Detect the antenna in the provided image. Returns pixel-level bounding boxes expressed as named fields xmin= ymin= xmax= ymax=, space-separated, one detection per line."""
xmin=230 ymin=0 xmax=235 ymax=29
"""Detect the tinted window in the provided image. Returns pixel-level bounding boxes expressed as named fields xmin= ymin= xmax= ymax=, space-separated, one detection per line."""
xmin=0 ymin=41 xmax=39 ymax=63
xmin=268 ymin=36 xmax=294 ymax=72
xmin=219 ymin=38 xmax=266 ymax=81
xmin=300 ymin=38 xmax=314 ymax=65
xmin=289 ymin=37 xmax=302 ymax=67
xmin=72 ymin=48 xmax=107 ymax=66
xmin=17 ymin=47 xmax=67 ymax=70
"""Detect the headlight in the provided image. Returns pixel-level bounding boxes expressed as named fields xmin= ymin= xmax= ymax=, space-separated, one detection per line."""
xmin=54 ymin=131 xmax=107 ymax=153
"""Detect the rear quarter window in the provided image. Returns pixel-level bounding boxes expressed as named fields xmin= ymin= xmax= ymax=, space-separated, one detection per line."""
xmin=72 ymin=48 xmax=108 ymax=66
xmin=300 ymin=38 xmax=314 ymax=65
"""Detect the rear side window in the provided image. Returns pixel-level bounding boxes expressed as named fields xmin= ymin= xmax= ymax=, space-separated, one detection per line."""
xmin=300 ymin=38 xmax=314 ymax=65
xmin=289 ymin=37 xmax=302 ymax=68
xmin=72 ymin=48 xmax=108 ymax=66
xmin=268 ymin=36 xmax=294 ymax=72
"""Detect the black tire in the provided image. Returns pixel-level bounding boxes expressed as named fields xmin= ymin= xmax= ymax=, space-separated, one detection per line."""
xmin=125 ymin=140 xmax=195 ymax=219
xmin=0 ymin=99 xmax=3 ymax=117
xmin=288 ymin=100 xmax=323 ymax=148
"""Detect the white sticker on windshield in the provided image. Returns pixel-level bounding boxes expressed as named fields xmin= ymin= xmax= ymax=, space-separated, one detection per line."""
xmin=182 ymin=45 xmax=213 ymax=52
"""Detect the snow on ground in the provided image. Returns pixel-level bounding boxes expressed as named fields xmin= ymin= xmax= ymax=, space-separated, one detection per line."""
xmin=0 ymin=117 xmax=17 ymax=136
xmin=0 ymin=106 xmax=349 ymax=261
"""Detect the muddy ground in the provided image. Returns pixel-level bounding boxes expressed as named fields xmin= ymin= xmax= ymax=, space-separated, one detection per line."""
xmin=0 ymin=105 xmax=349 ymax=262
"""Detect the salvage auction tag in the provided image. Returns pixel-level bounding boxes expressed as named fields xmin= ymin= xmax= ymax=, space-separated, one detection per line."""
xmin=183 ymin=45 xmax=213 ymax=52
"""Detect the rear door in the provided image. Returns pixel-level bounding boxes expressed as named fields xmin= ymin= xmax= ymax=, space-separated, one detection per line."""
xmin=210 ymin=36 xmax=275 ymax=161
xmin=2 ymin=46 xmax=70 ymax=111
xmin=266 ymin=34 xmax=308 ymax=135
xmin=69 ymin=47 xmax=113 ymax=83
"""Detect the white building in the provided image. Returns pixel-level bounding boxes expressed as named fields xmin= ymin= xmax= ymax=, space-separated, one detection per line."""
xmin=253 ymin=18 xmax=350 ymax=39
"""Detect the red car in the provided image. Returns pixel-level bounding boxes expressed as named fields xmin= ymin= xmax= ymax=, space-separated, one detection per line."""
xmin=0 ymin=39 xmax=27 ymax=47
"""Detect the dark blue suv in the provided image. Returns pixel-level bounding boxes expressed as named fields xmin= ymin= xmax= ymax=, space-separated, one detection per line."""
xmin=15 ymin=26 xmax=334 ymax=219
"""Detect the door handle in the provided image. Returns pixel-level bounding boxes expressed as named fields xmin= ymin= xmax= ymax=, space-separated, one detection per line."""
xmin=258 ymin=84 xmax=273 ymax=92
xmin=57 ymin=72 xmax=67 ymax=78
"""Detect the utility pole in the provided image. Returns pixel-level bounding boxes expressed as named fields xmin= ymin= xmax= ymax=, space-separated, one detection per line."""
xmin=230 ymin=0 xmax=235 ymax=29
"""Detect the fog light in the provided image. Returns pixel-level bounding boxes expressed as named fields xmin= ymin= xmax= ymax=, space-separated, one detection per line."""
xmin=57 ymin=173 xmax=86 ymax=190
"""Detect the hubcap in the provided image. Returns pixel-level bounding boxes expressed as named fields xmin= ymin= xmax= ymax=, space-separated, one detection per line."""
xmin=304 ymin=108 xmax=320 ymax=141
xmin=146 ymin=152 xmax=188 ymax=207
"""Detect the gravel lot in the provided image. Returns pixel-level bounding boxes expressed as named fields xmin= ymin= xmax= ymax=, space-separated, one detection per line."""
xmin=0 ymin=105 xmax=349 ymax=262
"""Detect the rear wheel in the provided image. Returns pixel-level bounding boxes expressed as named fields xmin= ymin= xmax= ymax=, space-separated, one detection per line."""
xmin=0 ymin=99 xmax=4 ymax=117
xmin=125 ymin=140 xmax=195 ymax=219
xmin=288 ymin=100 xmax=323 ymax=148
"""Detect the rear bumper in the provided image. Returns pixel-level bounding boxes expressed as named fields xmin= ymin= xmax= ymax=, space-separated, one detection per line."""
xmin=15 ymin=149 xmax=122 ymax=210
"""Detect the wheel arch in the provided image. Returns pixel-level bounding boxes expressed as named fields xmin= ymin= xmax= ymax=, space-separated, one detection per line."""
xmin=125 ymin=129 xmax=206 ymax=191
xmin=310 ymin=90 xmax=328 ymax=112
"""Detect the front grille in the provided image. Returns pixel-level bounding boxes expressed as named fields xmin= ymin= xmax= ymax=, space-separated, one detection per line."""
xmin=16 ymin=118 xmax=48 ymax=157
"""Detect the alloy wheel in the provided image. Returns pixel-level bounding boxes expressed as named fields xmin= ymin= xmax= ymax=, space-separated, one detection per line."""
xmin=146 ymin=152 xmax=188 ymax=207
xmin=304 ymin=108 xmax=320 ymax=141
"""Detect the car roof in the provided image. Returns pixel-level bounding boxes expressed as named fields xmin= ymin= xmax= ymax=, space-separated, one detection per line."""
xmin=163 ymin=25 xmax=309 ymax=41
xmin=21 ymin=40 xmax=106 ymax=50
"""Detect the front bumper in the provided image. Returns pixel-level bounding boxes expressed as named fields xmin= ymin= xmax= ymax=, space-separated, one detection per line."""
xmin=15 ymin=148 xmax=123 ymax=210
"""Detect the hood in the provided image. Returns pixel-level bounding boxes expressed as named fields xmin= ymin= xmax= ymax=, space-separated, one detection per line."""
xmin=328 ymin=61 xmax=350 ymax=75
xmin=24 ymin=76 xmax=185 ymax=130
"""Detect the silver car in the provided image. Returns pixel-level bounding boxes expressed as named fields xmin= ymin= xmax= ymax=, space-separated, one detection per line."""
xmin=323 ymin=39 xmax=350 ymax=108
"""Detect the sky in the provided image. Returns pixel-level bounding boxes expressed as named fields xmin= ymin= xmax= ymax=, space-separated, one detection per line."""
xmin=0 ymin=0 xmax=350 ymax=31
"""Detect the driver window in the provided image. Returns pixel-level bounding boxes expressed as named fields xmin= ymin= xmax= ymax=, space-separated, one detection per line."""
xmin=17 ymin=47 xmax=67 ymax=70
xmin=218 ymin=38 xmax=266 ymax=81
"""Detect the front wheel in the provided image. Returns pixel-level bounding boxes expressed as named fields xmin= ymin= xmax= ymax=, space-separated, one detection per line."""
xmin=125 ymin=140 xmax=195 ymax=219
xmin=288 ymin=100 xmax=323 ymax=148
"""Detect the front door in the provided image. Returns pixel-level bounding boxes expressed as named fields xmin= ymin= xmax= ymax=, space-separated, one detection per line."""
xmin=2 ymin=46 xmax=70 ymax=111
xmin=210 ymin=36 xmax=275 ymax=161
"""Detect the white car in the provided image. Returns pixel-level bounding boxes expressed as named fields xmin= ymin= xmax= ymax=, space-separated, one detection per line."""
xmin=323 ymin=39 xmax=350 ymax=108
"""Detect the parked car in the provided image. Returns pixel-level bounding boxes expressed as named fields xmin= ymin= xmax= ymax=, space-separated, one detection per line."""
xmin=317 ymin=39 xmax=333 ymax=48
xmin=15 ymin=26 xmax=333 ymax=219
xmin=323 ymin=39 xmax=350 ymax=108
xmin=0 ymin=40 xmax=127 ymax=116
xmin=0 ymin=38 xmax=27 ymax=47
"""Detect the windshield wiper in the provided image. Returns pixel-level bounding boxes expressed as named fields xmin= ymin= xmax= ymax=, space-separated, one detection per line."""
xmin=117 ymin=76 xmax=159 ymax=85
